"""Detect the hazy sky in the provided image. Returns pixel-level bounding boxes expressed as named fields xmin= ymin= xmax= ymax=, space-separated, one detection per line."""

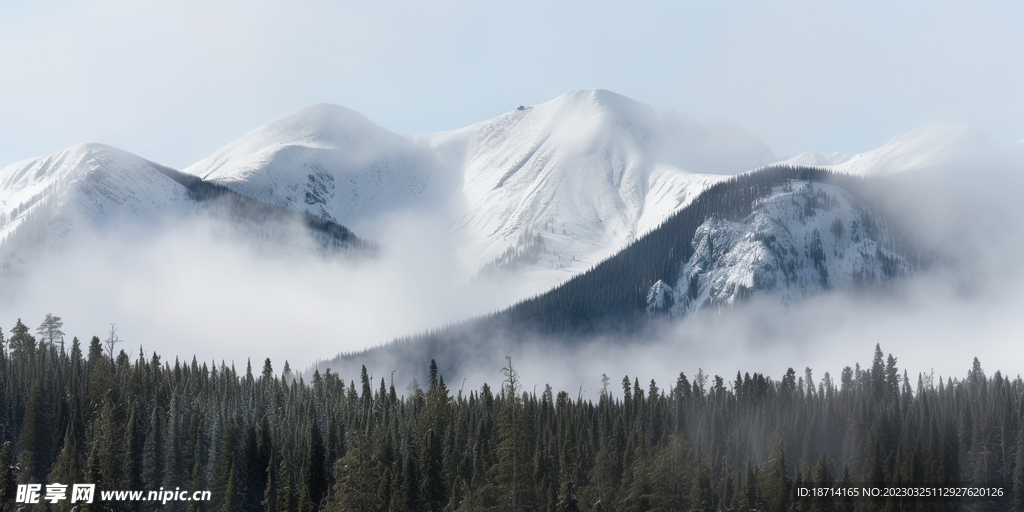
xmin=2 ymin=1 xmax=1022 ymax=169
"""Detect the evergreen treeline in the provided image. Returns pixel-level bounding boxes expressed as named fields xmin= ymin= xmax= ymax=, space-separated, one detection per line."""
xmin=1 ymin=318 xmax=1020 ymax=511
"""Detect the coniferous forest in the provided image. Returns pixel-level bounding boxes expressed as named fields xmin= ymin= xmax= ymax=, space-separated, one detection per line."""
xmin=1 ymin=317 xmax=1022 ymax=511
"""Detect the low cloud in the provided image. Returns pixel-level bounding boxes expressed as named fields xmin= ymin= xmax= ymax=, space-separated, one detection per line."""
xmin=351 ymin=163 xmax=1024 ymax=397
xmin=3 ymin=162 xmax=1022 ymax=397
xmin=0 ymin=206 xmax=537 ymax=370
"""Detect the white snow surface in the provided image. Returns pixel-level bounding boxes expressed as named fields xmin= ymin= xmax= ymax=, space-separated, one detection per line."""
xmin=184 ymin=104 xmax=452 ymax=229
xmin=182 ymin=90 xmax=776 ymax=284
xmin=0 ymin=143 xmax=193 ymax=268
xmin=784 ymin=123 xmax=989 ymax=175
xmin=7 ymin=91 xmax=1007 ymax=298
xmin=647 ymin=181 xmax=910 ymax=317
xmin=417 ymin=90 xmax=774 ymax=279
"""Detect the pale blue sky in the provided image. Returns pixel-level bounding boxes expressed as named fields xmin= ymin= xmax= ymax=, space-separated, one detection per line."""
xmin=1 ymin=0 xmax=1021 ymax=169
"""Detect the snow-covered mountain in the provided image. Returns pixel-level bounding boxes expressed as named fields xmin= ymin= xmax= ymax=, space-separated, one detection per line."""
xmin=419 ymin=89 xmax=773 ymax=277
xmin=182 ymin=90 xmax=776 ymax=282
xmin=0 ymin=142 xmax=371 ymax=277
xmin=0 ymin=143 xmax=195 ymax=273
xmin=5 ymin=90 xmax=993 ymax=297
xmin=320 ymin=166 xmax=920 ymax=379
xmin=184 ymin=104 xmax=453 ymax=230
xmin=646 ymin=179 xmax=910 ymax=316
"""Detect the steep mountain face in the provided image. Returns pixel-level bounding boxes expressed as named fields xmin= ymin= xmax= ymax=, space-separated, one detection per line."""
xmin=419 ymin=89 xmax=773 ymax=274
xmin=646 ymin=180 xmax=909 ymax=316
xmin=184 ymin=104 xmax=452 ymax=230
xmin=1 ymin=143 xmax=196 ymax=273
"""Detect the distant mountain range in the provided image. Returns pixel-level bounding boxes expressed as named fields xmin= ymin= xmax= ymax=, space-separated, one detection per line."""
xmin=4 ymin=90 xmax=991 ymax=284
xmin=0 ymin=143 xmax=368 ymax=277
xmin=2 ymin=89 xmax=1016 ymax=375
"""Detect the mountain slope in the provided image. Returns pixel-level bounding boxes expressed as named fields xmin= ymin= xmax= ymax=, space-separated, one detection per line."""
xmin=418 ymin=89 xmax=773 ymax=276
xmin=183 ymin=91 xmax=775 ymax=283
xmin=184 ymin=104 xmax=452 ymax=230
xmin=1 ymin=143 xmax=196 ymax=272
xmin=319 ymin=165 xmax=915 ymax=378
xmin=645 ymin=179 xmax=909 ymax=316
xmin=1 ymin=143 xmax=371 ymax=277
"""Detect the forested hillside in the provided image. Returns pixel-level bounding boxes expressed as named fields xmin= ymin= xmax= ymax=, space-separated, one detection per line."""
xmin=495 ymin=165 xmax=915 ymax=333
xmin=1 ymin=318 xmax=1019 ymax=511
xmin=327 ymin=165 xmax=923 ymax=380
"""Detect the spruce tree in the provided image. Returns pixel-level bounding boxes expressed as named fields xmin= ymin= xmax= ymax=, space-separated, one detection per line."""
xmin=220 ymin=461 xmax=241 ymax=512
xmin=764 ymin=432 xmax=790 ymax=511
xmin=0 ymin=443 xmax=16 ymax=507
xmin=1013 ymin=423 xmax=1024 ymax=511
xmin=300 ymin=411 xmax=327 ymax=510
xmin=19 ymin=379 xmax=52 ymax=483
xmin=688 ymin=459 xmax=715 ymax=512
xmin=809 ymin=454 xmax=833 ymax=512
xmin=262 ymin=459 xmax=279 ymax=512
xmin=144 ymin=406 xmax=165 ymax=489
xmin=323 ymin=432 xmax=380 ymax=512
xmin=8 ymin=319 xmax=35 ymax=364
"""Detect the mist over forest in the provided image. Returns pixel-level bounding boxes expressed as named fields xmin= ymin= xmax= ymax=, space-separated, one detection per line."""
xmin=2 ymin=88 xmax=1023 ymax=512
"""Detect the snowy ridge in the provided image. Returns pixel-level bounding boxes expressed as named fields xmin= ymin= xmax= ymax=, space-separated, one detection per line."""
xmin=184 ymin=104 xmax=450 ymax=229
xmin=1 ymin=143 xmax=194 ymax=272
xmin=647 ymin=180 xmax=910 ymax=316
xmin=5 ymin=90 xmax=994 ymax=295
xmin=419 ymin=90 xmax=770 ymax=277
xmin=784 ymin=123 xmax=988 ymax=175
xmin=183 ymin=90 xmax=774 ymax=282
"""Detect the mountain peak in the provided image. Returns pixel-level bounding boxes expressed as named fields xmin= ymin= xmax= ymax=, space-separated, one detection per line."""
xmin=529 ymin=89 xmax=661 ymax=130
xmin=1 ymin=142 xmax=158 ymax=194
xmin=184 ymin=102 xmax=444 ymax=229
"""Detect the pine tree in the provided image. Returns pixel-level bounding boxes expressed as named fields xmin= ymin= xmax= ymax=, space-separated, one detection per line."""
xmin=122 ymin=402 xmax=145 ymax=497
xmin=144 ymin=406 xmax=165 ymax=489
xmin=0 ymin=443 xmax=16 ymax=507
xmin=165 ymin=390 xmax=191 ymax=492
xmin=809 ymin=454 xmax=833 ymax=512
xmin=19 ymin=379 xmax=52 ymax=482
xmin=220 ymin=461 xmax=241 ymax=512
xmin=276 ymin=460 xmax=298 ymax=512
xmin=419 ymin=360 xmax=448 ymax=512
xmin=262 ymin=459 xmax=279 ymax=512
xmin=47 ymin=426 xmax=85 ymax=489
xmin=764 ymin=432 xmax=790 ymax=511
xmin=743 ymin=460 xmax=759 ymax=511
xmin=300 ymin=410 xmax=327 ymax=510
xmin=497 ymin=356 xmax=523 ymax=511
xmin=871 ymin=344 xmax=885 ymax=402
xmin=1013 ymin=423 xmax=1024 ymax=511
xmin=323 ymin=432 xmax=380 ymax=512
xmin=688 ymin=458 xmax=714 ymax=512
xmin=393 ymin=446 xmax=422 ymax=512
xmin=8 ymin=319 xmax=35 ymax=364
xmin=215 ymin=423 xmax=239 ymax=512
xmin=36 ymin=313 xmax=65 ymax=352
